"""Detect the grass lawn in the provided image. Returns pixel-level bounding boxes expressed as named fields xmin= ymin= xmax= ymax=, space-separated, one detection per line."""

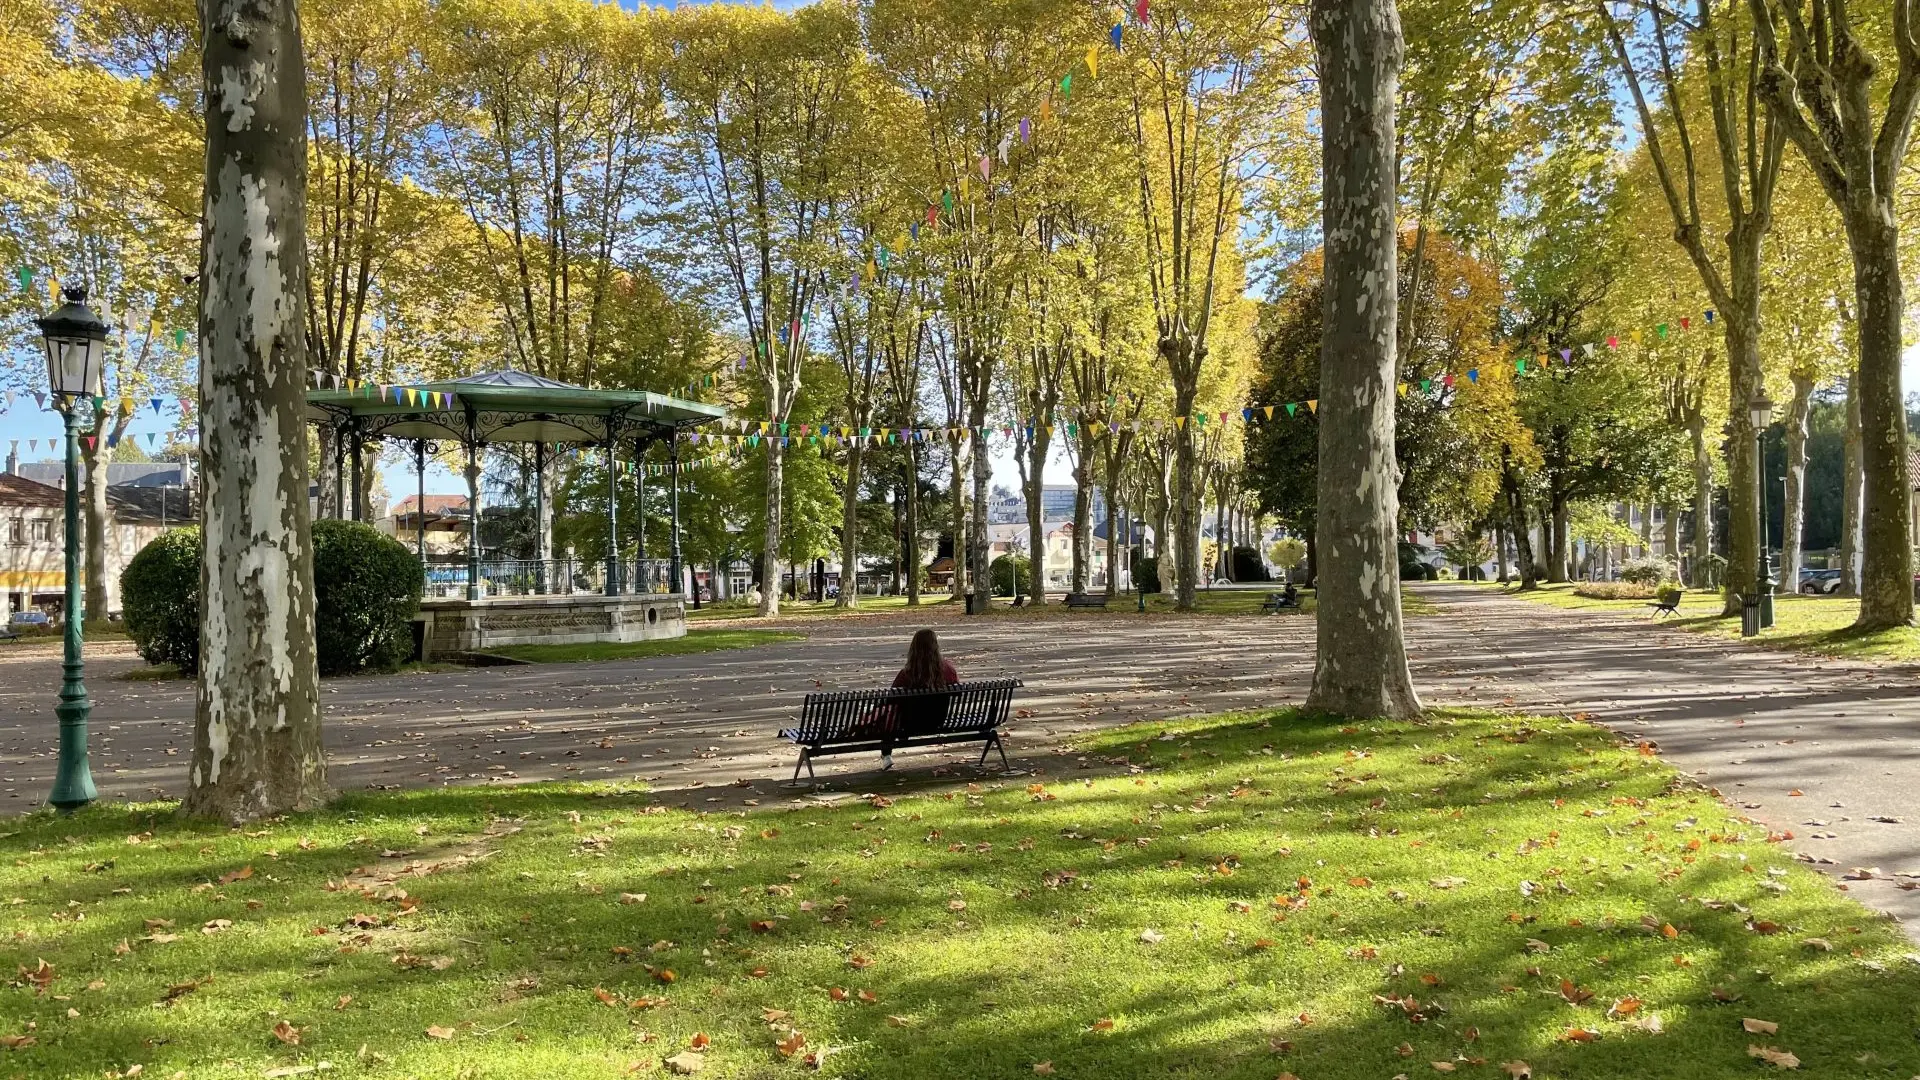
xmin=6 ymin=709 xmax=1917 ymax=1079
xmin=480 ymin=629 xmax=805 ymax=665
xmin=1460 ymin=580 xmax=1920 ymax=662
xmin=687 ymin=595 xmax=960 ymax=623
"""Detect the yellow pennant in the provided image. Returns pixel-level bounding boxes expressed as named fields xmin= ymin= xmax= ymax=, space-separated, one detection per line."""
xmin=1173 ymin=416 xmax=1187 ymax=430
xmin=1263 ymin=405 xmax=1275 ymax=420
xmin=1630 ymin=330 xmax=1643 ymax=345
xmin=865 ymin=257 xmax=877 ymax=279
xmin=1086 ymin=47 xmax=1099 ymax=78
xmin=1396 ymin=383 xmax=1408 ymax=397
xmin=1041 ymin=97 xmax=1053 ymax=122
xmin=1307 ymin=399 xmax=1319 ymax=413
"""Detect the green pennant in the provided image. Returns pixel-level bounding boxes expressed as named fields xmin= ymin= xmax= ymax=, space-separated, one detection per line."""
xmin=1285 ymin=403 xmax=1297 ymax=416
xmin=1061 ymin=73 xmax=1072 ymax=97
xmin=1420 ymin=379 xmax=1430 ymax=393
xmin=1656 ymin=323 xmax=1669 ymax=339
xmin=942 ymin=190 xmax=954 ymax=214
xmin=14 ymin=266 xmax=29 ymax=290
xmin=1515 ymin=357 xmax=1527 ymax=374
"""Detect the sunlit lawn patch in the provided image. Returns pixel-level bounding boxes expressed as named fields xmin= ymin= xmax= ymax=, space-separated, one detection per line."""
xmin=4 ymin=708 xmax=1915 ymax=1079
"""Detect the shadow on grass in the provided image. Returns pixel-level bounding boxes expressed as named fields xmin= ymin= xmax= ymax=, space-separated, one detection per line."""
xmin=6 ymin=709 xmax=1919 ymax=1079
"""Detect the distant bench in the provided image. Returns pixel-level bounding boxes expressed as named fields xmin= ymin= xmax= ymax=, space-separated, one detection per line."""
xmin=1648 ymin=587 xmax=1682 ymax=618
xmin=779 ymin=678 xmax=1023 ymax=780
xmin=1064 ymin=592 xmax=1108 ymax=610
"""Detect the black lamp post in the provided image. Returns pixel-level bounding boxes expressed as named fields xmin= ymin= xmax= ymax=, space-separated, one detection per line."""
xmin=1750 ymin=391 xmax=1775 ymax=632
xmin=35 ymin=287 xmax=108 ymax=812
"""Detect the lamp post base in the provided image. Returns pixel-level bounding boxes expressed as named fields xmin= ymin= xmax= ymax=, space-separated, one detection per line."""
xmin=49 ymin=692 xmax=96 ymax=810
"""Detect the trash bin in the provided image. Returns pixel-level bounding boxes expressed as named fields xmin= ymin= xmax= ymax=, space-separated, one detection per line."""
xmin=1740 ymin=592 xmax=1760 ymax=637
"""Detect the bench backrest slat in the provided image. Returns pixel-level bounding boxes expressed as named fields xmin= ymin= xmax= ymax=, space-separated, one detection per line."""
xmin=797 ymin=678 xmax=1022 ymax=742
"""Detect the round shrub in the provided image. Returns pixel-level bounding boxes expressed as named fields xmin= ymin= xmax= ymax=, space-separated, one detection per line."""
xmin=989 ymin=554 xmax=1030 ymax=597
xmin=1132 ymin=555 xmax=1162 ymax=594
xmin=313 ymin=519 xmax=423 ymax=675
xmin=1619 ymin=554 xmax=1677 ymax=587
xmin=120 ymin=526 xmax=201 ymax=674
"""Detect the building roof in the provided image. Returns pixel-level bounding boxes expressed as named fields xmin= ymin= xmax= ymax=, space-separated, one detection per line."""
xmin=14 ymin=461 xmax=190 ymax=489
xmin=391 ymin=494 xmax=471 ymax=517
xmin=306 ymin=368 xmax=726 ymax=445
xmin=107 ymin=486 xmax=197 ymax=526
xmin=0 ymin=472 xmax=64 ymax=509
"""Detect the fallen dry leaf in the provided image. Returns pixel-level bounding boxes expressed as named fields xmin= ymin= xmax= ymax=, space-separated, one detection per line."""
xmin=1089 ymin=1018 xmax=1115 ymax=1032
xmin=1431 ymin=1062 xmax=1456 ymax=1073
xmin=1748 ymin=1045 xmax=1800 ymax=1069
xmin=1742 ymin=1018 xmax=1779 ymax=1035
xmin=688 ymin=1032 xmax=710 ymax=1051
xmin=1138 ymin=928 xmax=1165 ymax=945
xmin=1525 ymin=939 xmax=1551 ymax=954
xmin=1801 ymin=937 xmax=1832 ymax=952
xmin=1031 ymin=1064 xmax=1054 ymax=1076
xmin=1608 ymin=996 xmax=1642 ymax=1018
xmin=776 ymin=1031 xmax=806 ymax=1058
xmin=217 ymin=866 xmax=254 ymax=885
xmin=425 ymin=1025 xmax=455 ymax=1040
xmin=0 ymin=1035 xmax=35 ymax=1050
xmin=663 ymin=1050 xmax=705 ymax=1074
xmin=1563 ymin=1028 xmax=1598 ymax=1043
xmin=1559 ymin=979 xmax=1595 ymax=1005
xmin=1500 ymin=1063 xmax=1531 ymax=1080
xmin=619 ymin=893 xmax=647 ymax=905
xmin=271 ymin=1020 xmax=301 ymax=1045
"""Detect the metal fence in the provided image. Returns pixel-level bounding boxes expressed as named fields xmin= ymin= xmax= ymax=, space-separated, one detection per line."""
xmin=421 ymin=556 xmax=679 ymax=599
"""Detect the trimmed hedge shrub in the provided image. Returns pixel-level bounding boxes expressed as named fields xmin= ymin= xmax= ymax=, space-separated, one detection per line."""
xmin=1230 ymin=546 xmax=1270 ymax=582
xmin=313 ymin=519 xmax=423 ymax=675
xmin=120 ymin=526 xmax=201 ymax=674
xmin=1133 ymin=555 xmax=1162 ymax=594
xmin=989 ymin=554 xmax=1031 ymax=597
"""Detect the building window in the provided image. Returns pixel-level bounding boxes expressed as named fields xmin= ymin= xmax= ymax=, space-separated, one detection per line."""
xmin=30 ymin=520 xmax=52 ymax=543
xmin=6 ymin=518 xmax=19 ymax=545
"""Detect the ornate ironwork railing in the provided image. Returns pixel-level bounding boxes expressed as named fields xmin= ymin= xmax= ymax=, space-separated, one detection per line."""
xmin=420 ymin=556 xmax=681 ymax=599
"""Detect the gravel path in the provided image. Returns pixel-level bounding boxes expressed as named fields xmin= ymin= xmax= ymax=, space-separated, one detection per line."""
xmin=2 ymin=583 xmax=1914 ymax=934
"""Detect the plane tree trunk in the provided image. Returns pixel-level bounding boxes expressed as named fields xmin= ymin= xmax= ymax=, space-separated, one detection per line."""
xmin=1305 ymin=0 xmax=1421 ymax=719
xmin=186 ymin=0 xmax=326 ymax=822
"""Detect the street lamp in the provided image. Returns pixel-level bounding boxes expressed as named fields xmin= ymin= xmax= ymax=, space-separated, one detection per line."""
xmin=35 ymin=287 xmax=107 ymax=811
xmin=1748 ymin=391 xmax=1775 ymax=634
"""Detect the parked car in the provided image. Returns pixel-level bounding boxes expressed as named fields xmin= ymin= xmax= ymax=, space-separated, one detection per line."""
xmin=1798 ymin=569 xmax=1842 ymax=594
xmin=7 ymin=611 xmax=50 ymax=629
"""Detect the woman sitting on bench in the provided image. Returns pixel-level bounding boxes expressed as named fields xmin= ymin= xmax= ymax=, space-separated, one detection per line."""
xmin=863 ymin=628 xmax=960 ymax=769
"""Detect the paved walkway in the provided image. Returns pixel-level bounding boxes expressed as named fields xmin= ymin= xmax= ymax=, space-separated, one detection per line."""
xmin=1 ymin=584 xmax=1914 ymax=933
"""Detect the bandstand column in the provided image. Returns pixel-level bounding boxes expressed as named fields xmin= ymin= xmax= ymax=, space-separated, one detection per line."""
xmin=532 ymin=441 xmax=548 ymax=594
xmin=604 ymin=436 xmax=620 ymax=596
xmin=333 ymin=421 xmax=349 ymax=520
xmin=464 ymin=410 xmax=481 ymax=602
xmin=669 ymin=433 xmax=682 ymax=598
xmin=633 ymin=436 xmax=648 ymax=592
xmin=349 ymin=420 xmax=364 ymax=522
xmin=413 ymin=439 xmax=426 ymax=562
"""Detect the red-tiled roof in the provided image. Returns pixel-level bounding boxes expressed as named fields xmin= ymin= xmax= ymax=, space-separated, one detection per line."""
xmin=0 ymin=473 xmax=64 ymax=508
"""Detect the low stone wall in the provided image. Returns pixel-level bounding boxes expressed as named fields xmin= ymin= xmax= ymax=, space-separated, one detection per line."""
xmin=415 ymin=593 xmax=686 ymax=659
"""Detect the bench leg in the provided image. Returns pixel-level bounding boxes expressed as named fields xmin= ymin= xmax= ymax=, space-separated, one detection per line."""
xmin=792 ymin=749 xmax=814 ymax=782
xmin=979 ymin=731 xmax=1010 ymax=770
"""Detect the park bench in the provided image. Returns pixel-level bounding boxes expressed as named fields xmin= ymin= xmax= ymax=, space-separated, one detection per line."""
xmin=780 ymin=678 xmax=1023 ymax=780
xmin=1064 ymin=592 xmax=1107 ymax=610
xmin=1261 ymin=591 xmax=1299 ymax=614
xmin=1647 ymin=587 xmax=1682 ymax=618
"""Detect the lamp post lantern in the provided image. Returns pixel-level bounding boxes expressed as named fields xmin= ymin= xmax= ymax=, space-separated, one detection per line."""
xmin=1749 ymin=391 xmax=1775 ymax=633
xmin=35 ymin=287 xmax=108 ymax=811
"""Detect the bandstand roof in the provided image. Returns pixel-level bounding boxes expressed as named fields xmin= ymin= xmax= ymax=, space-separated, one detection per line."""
xmin=306 ymin=369 xmax=726 ymax=445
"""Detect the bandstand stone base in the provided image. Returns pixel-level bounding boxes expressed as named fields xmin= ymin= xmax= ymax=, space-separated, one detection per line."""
xmin=414 ymin=593 xmax=686 ymax=660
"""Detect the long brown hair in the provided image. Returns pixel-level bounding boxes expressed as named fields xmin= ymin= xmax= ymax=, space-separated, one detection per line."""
xmin=900 ymin=628 xmax=944 ymax=689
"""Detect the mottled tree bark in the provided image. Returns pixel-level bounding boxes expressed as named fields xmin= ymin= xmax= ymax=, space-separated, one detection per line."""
xmin=760 ymin=440 xmax=783 ymax=615
xmin=1070 ymin=433 xmax=1093 ymax=595
xmin=950 ymin=443 xmax=968 ymax=600
xmin=1305 ymin=0 xmax=1419 ymax=720
xmin=80 ymin=434 xmax=111 ymax=620
xmin=1846 ymin=218 xmax=1913 ymax=625
xmin=1662 ymin=499 xmax=1680 ymax=566
xmin=1780 ymin=372 xmax=1813 ymax=586
xmin=836 ymin=441 xmax=862 ymax=610
xmin=1494 ymin=521 xmax=1510 ymax=583
xmin=1840 ymin=374 xmax=1863 ymax=594
xmin=1688 ymin=405 xmax=1714 ymax=587
xmin=1751 ymin=0 xmax=1916 ymax=627
xmin=186 ymin=0 xmax=326 ymax=822
xmin=1547 ymin=496 xmax=1569 ymax=583
xmin=902 ymin=441 xmax=921 ymax=605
